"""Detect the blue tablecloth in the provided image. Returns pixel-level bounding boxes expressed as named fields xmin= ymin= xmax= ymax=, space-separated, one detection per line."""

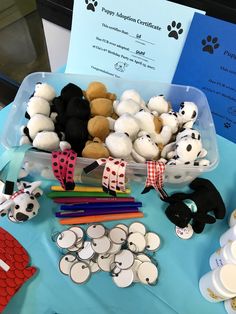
xmin=1 ymin=104 xmax=235 ymax=314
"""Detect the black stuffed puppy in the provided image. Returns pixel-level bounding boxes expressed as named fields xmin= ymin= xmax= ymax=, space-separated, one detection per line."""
xmin=52 ymin=83 xmax=90 ymax=155
xmin=163 ymin=178 xmax=226 ymax=233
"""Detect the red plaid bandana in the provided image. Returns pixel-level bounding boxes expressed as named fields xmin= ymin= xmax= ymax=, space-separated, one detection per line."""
xmin=142 ymin=161 xmax=167 ymax=198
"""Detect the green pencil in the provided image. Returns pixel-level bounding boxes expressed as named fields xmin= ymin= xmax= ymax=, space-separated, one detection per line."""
xmin=47 ymin=191 xmax=131 ymax=198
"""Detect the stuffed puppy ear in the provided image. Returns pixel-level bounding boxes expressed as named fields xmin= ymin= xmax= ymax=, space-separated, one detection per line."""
xmin=153 ymin=116 xmax=163 ymax=134
xmin=189 ymin=177 xmax=210 ymax=191
xmin=162 ymin=192 xmax=189 ymax=204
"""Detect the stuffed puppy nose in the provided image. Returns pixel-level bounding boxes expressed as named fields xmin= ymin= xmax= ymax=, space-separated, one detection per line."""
xmin=16 ymin=212 xmax=29 ymax=222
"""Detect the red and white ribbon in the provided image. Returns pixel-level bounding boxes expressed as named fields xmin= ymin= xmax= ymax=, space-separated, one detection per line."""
xmin=83 ymin=157 xmax=127 ymax=196
xmin=142 ymin=161 xmax=167 ymax=198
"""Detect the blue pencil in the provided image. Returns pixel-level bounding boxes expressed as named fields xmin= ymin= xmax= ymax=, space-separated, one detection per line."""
xmin=60 ymin=202 xmax=142 ymax=211
xmin=56 ymin=207 xmax=140 ymax=218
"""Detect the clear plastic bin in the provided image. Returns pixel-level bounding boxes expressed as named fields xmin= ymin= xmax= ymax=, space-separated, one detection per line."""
xmin=1 ymin=72 xmax=219 ymax=186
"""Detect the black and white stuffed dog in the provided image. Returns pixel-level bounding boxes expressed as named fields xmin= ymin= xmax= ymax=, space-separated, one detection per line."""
xmin=163 ymin=178 xmax=226 ymax=233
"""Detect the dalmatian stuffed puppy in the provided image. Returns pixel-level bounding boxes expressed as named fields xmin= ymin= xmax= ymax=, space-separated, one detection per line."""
xmin=0 ymin=181 xmax=43 ymax=223
xmin=178 ymin=102 xmax=198 ymax=128
xmin=166 ymin=136 xmax=209 ymax=166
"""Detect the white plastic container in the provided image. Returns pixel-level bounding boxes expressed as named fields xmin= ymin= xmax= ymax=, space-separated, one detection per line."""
xmin=1 ymin=72 xmax=219 ymax=185
xmin=225 ymin=297 xmax=236 ymax=313
xmin=209 ymin=241 xmax=236 ymax=270
xmin=229 ymin=210 xmax=236 ymax=228
xmin=220 ymin=226 xmax=236 ymax=247
xmin=199 ymin=264 xmax=236 ymax=303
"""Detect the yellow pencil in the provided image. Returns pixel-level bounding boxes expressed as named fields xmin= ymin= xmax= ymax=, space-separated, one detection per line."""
xmin=51 ymin=185 xmax=131 ymax=194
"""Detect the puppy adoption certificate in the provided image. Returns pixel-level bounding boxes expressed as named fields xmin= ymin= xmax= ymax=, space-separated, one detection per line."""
xmin=66 ymin=0 xmax=203 ymax=83
xmin=173 ymin=13 xmax=236 ymax=143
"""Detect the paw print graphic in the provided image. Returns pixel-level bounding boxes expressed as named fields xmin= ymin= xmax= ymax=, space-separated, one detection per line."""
xmin=202 ymin=36 xmax=220 ymax=54
xmin=167 ymin=21 xmax=183 ymax=40
xmin=224 ymin=122 xmax=231 ymax=128
xmin=85 ymin=0 xmax=98 ymax=12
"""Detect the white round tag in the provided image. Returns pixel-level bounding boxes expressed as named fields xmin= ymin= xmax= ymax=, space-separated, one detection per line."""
xmin=112 ymin=268 xmax=134 ymax=288
xmin=97 ymin=254 xmax=115 ymax=272
xmin=87 ymin=224 xmax=106 ymax=239
xmin=137 ymin=261 xmax=158 ymax=285
xmin=115 ymin=249 xmax=134 ymax=269
xmin=145 ymin=232 xmax=161 ymax=251
xmin=127 ymin=232 xmax=146 ymax=253
xmin=91 ymin=236 xmax=111 ymax=254
xmin=175 ymin=224 xmax=193 ymax=240
xmin=89 ymin=260 xmax=100 ymax=273
xmin=131 ymin=259 xmax=142 ymax=282
xmin=59 ymin=254 xmax=77 ymax=275
xmin=69 ymin=226 xmax=84 ymax=242
xmin=70 ymin=262 xmax=91 ymax=284
xmin=77 ymin=241 xmax=95 ymax=260
xmin=107 ymin=242 xmax=122 ymax=255
xmin=56 ymin=230 xmax=77 ymax=249
xmin=128 ymin=222 xmax=146 ymax=235
xmin=115 ymin=224 xmax=129 ymax=234
xmin=136 ymin=254 xmax=151 ymax=263
xmin=67 ymin=240 xmax=84 ymax=252
xmin=109 ymin=227 xmax=127 ymax=244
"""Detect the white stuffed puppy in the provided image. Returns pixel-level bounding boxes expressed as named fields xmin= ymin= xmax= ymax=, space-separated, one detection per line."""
xmin=160 ymin=111 xmax=179 ymax=134
xmin=147 ymin=95 xmax=171 ymax=115
xmin=33 ymin=82 xmax=56 ymax=101
xmin=120 ymin=89 xmax=145 ymax=107
xmin=105 ymin=132 xmax=133 ymax=159
xmin=134 ymin=110 xmax=172 ymax=145
xmin=113 ymin=98 xmax=141 ymax=116
xmin=131 ymin=134 xmax=160 ymax=163
xmin=112 ymin=113 xmax=140 ymax=140
xmin=178 ymin=102 xmax=198 ymax=128
xmin=25 ymin=96 xmax=51 ymax=119
xmin=20 ymin=114 xmax=55 ymax=142
xmin=113 ymin=89 xmax=146 ymax=116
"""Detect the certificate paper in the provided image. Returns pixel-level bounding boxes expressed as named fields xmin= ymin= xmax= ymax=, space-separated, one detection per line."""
xmin=66 ymin=0 xmax=203 ymax=83
xmin=173 ymin=13 xmax=236 ymax=143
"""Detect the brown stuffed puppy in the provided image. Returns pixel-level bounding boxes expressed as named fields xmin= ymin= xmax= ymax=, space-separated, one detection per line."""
xmin=87 ymin=116 xmax=110 ymax=142
xmin=90 ymin=98 xmax=114 ymax=117
xmin=82 ymin=137 xmax=110 ymax=159
xmin=85 ymin=81 xmax=116 ymax=101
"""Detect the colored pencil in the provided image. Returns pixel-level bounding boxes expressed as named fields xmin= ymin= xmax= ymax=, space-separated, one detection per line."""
xmin=53 ymin=197 xmax=135 ymax=204
xmin=55 ymin=207 xmax=139 ymax=218
xmin=51 ymin=185 xmax=131 ymax=194
xmin=60 ymin=202 xmax=142 ymax=211
xmin=47 ymin=191 xmax=130 ymax=198
xmin=59 ymin=212 xmax=144 ymax=225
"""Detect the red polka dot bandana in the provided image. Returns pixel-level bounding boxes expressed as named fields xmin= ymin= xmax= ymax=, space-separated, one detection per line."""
xmin=0 ymin=227 xmax=36 ymax=312
xmin=52 ymin=149 xmax=77 ymax=190
xmin=83 ymin=157 xmax=127 ymax=196
xmin=142 ymin=161 xmax=168 ymax=199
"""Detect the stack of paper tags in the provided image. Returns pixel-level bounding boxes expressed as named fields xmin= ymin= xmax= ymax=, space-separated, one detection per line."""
xmin=54 ymin=222 xmax=161 ymax=287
